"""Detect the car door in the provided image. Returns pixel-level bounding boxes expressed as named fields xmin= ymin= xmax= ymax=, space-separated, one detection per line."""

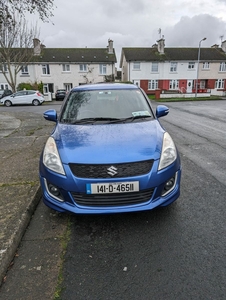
xmin=12 ymin=91 xmax=28 ymax=104
xmin=26 ymin=91 xmax=36 ymax=104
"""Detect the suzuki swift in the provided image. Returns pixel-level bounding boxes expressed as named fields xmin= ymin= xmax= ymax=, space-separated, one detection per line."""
xmin=39 ymin=83 xmax=181 ymax=214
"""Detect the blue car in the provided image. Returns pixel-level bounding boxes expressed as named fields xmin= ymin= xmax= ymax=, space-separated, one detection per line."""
xmin=39 ymin=83 xmax=181 ymax=214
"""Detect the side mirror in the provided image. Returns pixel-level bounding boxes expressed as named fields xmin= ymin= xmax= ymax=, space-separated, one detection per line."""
xmin=156 ymin=105 xmax=169 ymax=118
xmin=43 ymin=109 xmax=57 ymax=122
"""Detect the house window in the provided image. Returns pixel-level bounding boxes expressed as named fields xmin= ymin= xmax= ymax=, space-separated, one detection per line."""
xmin=62 ymin=64 xmax=70 ymax=72
xmin=64 ymin=83 xmax=73 ymax=92
xmin=79 ymin=64 xmax=87 ymax=72
xmin=0 ymin=83 xmax=9 ymax=89
xmin=215 ymin=79 xmax=224 ymax=89
xmin=42 ymin=64 xmax=50 ymax=75
xmin=0 ymin=64 xmax=8 ymax=73
xmin=200 ymin=80 xmax=206 ymax=89
xmin=203 ymin=62 xmax=210 ymax=69
xmin=169 ymin=80 xmax=179 ymax=90
xmin=43 ymin=83 xmax=54 ymax=94
xmin=21 ymin=65 xmax=29 ymax=75
xmin=148 ymin=80 xmax=158 ymax=90
xmin=219 ymin=62 xmax=226 ymax=72
xmin=133 ymin=62 xmax=140 ymax=70
xmin=188 ymin=62 xmax=195 ymax=69
xmin=151 ymin=62 xmax=158 ymax=72
xmin=170 ymin=62 xmax=177 ymax=72
xmin=99 ymin=64 xmax=107 ymax=75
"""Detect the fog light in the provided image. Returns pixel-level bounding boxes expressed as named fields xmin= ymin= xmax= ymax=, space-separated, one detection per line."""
xmin=44 ymin=179 xmax=64 ymax=202
xmin=161 ymin=175 xmax=177 ymax=196
xmin=49 ymin=184 xmax=60 ymax=196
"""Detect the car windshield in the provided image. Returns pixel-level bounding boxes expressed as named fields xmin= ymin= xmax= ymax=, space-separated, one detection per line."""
xmin=60 ymin=89 xmax=153 ymax=124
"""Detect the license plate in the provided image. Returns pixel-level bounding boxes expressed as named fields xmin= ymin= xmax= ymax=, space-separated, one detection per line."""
xmin=86 ymin=181 xmax=139 ymax=194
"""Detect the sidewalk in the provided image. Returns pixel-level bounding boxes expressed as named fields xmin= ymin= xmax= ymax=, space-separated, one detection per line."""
xmin=0 ymin=108 xmax=55 ymax=284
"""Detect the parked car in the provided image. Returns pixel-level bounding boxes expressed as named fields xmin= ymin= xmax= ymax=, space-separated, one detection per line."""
xmin=55 ymin=89 xmax=66 ymax=100
xmin=39 ymin=83 xmax=181 ymax=215
xmin=0 ymin=89 xmax=13 ymax=99
xmin=0 ymin=90 xmax=44 ymax=106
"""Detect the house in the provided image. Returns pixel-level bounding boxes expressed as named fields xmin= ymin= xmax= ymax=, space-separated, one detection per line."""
xmin=120 ymin=38 xmax=226 ymax=97
xmin=0 ymin=39 xmax=117 ymax=98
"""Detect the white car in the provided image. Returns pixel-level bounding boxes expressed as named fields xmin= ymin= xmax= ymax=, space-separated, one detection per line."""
xmin=0 ymin=90 xmax=45 ymax=106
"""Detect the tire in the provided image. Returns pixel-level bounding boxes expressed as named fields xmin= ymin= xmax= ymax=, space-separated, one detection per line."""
xmin=5 ymin=100 xmax=12 ymax=107
xmin=32 ymin=99 xmax=40 ymax=106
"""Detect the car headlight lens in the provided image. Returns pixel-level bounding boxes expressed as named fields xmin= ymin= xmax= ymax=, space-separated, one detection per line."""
xmin=158 ymin=132 xmax=177 ymax=170
xmin=43 ymin=137 xmax=65 ymax=175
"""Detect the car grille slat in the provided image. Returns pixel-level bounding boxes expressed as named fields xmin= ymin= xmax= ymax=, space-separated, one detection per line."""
xmin=69 ymin=160 xmax=154 ymax=178
xmin=71 ymin=188 xmax=154 ymax=207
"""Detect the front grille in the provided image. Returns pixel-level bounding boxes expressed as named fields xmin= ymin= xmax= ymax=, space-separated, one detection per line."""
xmin=71 ymin=188 xmax=154 ymax=207
xmin=69 ymin=160 xmax=154 ymax=179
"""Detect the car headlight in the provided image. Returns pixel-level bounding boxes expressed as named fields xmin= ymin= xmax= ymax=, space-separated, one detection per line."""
xmin=158 ymin=132 xmax=177 ymax=170
xmin=43 ymin=137 xmax=65 ymax=175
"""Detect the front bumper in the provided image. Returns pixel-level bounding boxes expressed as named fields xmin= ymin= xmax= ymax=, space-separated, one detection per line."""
xmin=39 ymin=158 xmax=182 ymax=214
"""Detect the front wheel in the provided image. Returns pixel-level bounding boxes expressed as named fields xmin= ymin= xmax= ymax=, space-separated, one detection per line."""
xmin=32 ymin=99 xmax=40 ymax=106
xmin=5 ymin=100 xmax=12 ymax=107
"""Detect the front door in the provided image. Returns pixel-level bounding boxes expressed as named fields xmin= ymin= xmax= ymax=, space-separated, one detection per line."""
xmin=187 ymin=80 xmax=193 ymax=93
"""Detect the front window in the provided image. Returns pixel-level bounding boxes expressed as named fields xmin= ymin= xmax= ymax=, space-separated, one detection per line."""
xmin=169 ymin=80 xmax=179 ymax=90
xmin=21 ymin=65 xmax=29 ymax=75
xmin=203 ymin=62 xmax=210 ymax=69
xmin=170 ymin=62 xmax=177 ymax=72
xmin=99 ymin=64 xmax=107 ymax=75
xmin=188 ymin=62 xmax=195 ymax=69
xmin=148 ymin=80 xmax=158 ymax=90
xmin=42 ymin=64 xmax=50 ymax=75
xmin=219 ymin=62 xmax=226 ymax=72
xmin=133 ymin=62 xmax=140 ymax=70
xmin=151 ymin=62 xmax=158 ymax=72
xmin=79 ymin=64 xmax=87 ymax=72
xmin=60 ymin=89 xmax=153 ymax=123
xmin=62 ymin=64 xmax=70 ymax=72
xmin=215 ymin=79 xmax=224 ymax=89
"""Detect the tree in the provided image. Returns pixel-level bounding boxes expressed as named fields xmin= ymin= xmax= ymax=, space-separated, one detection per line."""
xmin=0 ymin=0 xmax=54 ymax=23
xmin=0 ymin=12 xmax=39 ymax=92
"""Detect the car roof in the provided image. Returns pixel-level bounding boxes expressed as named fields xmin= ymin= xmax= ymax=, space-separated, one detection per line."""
xmin=71 ymin=83 xmax=139 ymax=92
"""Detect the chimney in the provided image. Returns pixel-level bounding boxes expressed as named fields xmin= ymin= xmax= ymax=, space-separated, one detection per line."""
xmin=33 ymin=38 xmax=41 ymax=56
xmin=108 ymin=39 xmax=114 ymax=54
xmin=221 ymin=40 xmax=226 ymax=52
xmin=157 ymin=38 xmax=165 ymax=54
xmin=211 ymin=44 xmax=219 ymax=48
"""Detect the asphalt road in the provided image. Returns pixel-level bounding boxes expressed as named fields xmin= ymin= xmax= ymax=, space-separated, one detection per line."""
xmin=1 ymin=100 xmax=226 ymax=300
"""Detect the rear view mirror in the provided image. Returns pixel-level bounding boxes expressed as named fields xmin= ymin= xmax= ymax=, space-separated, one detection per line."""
xmin=43 ymin=109 xmax=58 ymax=122
xmin=156 ymin=105 xmax=169 ymax=118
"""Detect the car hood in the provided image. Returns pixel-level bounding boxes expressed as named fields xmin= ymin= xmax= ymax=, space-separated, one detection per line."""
xmin=53 ymin=120 xmax=165 ymax=164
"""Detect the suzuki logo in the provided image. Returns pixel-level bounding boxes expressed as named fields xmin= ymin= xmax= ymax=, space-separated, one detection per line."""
xmin=107 ymin=166 xmax=118 ymax=176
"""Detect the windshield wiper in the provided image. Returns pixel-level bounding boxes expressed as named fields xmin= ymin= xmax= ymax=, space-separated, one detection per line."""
xmin=120 ymin=115 xmax=152 ymax=122
xmin=72 ymin=117 xmax=122 ymax=124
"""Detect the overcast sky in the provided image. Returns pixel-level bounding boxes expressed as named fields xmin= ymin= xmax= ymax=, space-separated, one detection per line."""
xmin=33 ymin=0 xmax=226 ymax=67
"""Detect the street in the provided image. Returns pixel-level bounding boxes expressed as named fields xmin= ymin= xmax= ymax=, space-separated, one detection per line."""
xmin=0 ymin=100 xmax=226 ymax=300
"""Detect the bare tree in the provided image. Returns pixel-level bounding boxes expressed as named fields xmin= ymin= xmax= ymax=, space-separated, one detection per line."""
xmin=0 ymin=12 xmax=39 ymax=92
xmin=0 ymin=0 xmax=54 ymax=22
xmin=81 ymin=67 xmax=94 ymax=84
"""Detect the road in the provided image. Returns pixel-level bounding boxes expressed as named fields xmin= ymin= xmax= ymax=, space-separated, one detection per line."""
xmin=0 ymin=100 xmax=226 ymax=300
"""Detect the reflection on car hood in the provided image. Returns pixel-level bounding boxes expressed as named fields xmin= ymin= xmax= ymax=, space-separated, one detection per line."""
xmin=53 ymin=120 xmax=165 ymax=164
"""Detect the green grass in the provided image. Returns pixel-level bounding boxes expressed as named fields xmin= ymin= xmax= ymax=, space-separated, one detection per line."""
xmin=53 ymin=216 xmax=72 ymax=300
xmin=148 ymin=95 xmax=225 ymax=102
